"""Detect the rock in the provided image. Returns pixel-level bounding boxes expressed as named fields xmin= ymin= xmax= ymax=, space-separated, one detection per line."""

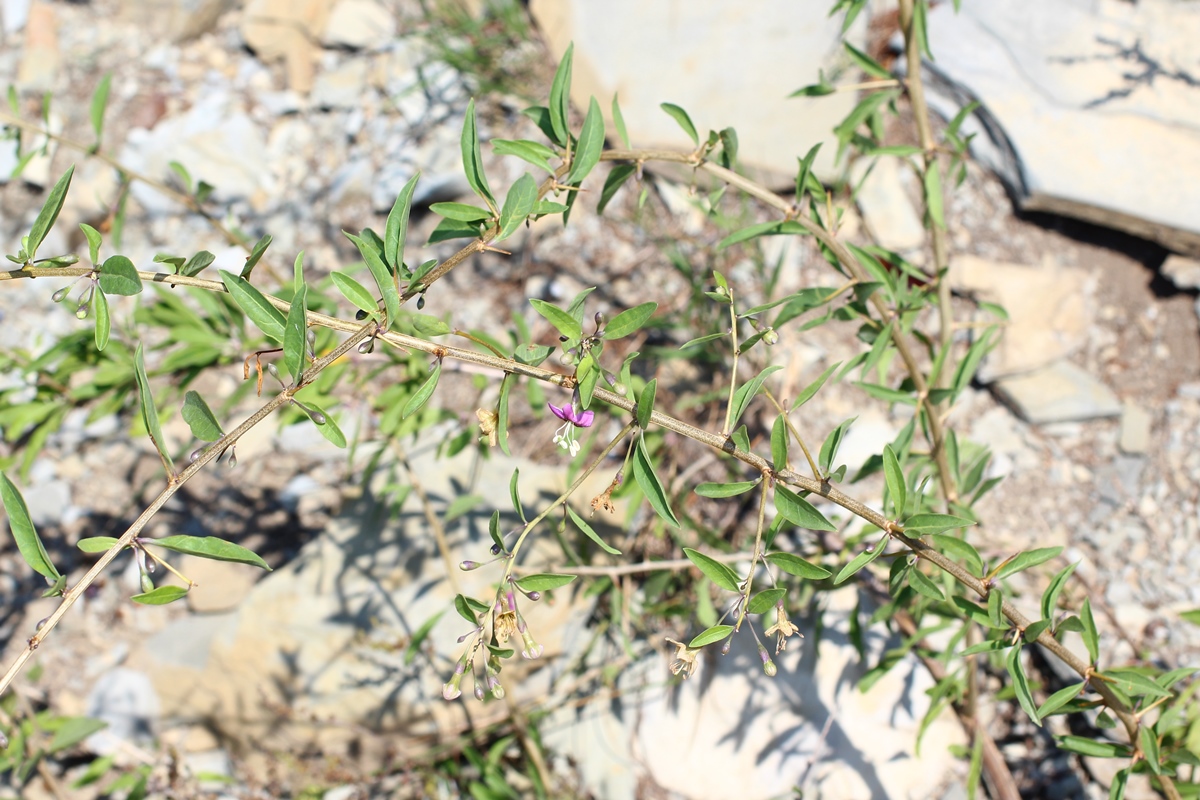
xmin=543 ymin=588 xmax=963 ymax=800
xmin=241 ymin=0 xmax=335 ymax=93
xmin=310 ymin=57 xmax=370 ymax=109
xmin=528 ymin=0 xmax=866 ymax=185
xmin=19 ymin=110 xmax=60 ymax=188
xmin=993 ymin=360 xmax=1121 ymax=424
xmin=22 ymin=478 xmax=71 ymax=526
xmin=119 ymin=93 xmax=272 ymax=212
xmin=84 ymin=668 xmax=161 ymax=755
xmin=1119 ymin=403 xmax=1152 ymax=455
xmin=116 ymin=0 xmax=233 ymax=42
xmin=15 ymin=2 xmax=59 ymax=93
xmin=180 ymin=554 xmax=262 ymax=614
xmin=1 ymin=0 xmax=31 ymax=36
xmin=851 ymin=156 xmax=926 ymax=255
xmin=955 ymin=254 xmax=1092 ymax=381
xmin=1162 ymin=254 xmax=1200 ymax=291
xmin=921 ymin=1 xmax=1200 ymax=256
xmin=60 ymin=160 xmax=122 ymax=225
xmin=321 ymin=0 xmax=396 ymax=50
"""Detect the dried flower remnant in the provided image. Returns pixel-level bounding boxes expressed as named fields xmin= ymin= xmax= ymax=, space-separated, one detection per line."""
xmin=765 ymin=603 xmax=802 ymax=654
xmin=548 ymin=401 xmax=594 ymax=457
xmin=591 ymin=471 xmax=623 ymax=515
xmin=476 ymin=407 xmax=499 ymax=447
xmin=665 ymin=637 xmax=700 ymax=679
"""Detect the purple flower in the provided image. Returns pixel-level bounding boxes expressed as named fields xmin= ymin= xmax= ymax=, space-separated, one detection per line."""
xmin=548 ymin=402 xmax=594 ymax=428
xmin=548 ymin=402 xmax=594 ymax=457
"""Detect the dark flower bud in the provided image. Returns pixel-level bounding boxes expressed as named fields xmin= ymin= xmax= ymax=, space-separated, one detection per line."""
xmin=417 ymin=295 xmax=425 ymax=310
xmin=527 ymin=591 xmax=541 ymax=602
xmin=358 ymin=339 xmax=374 ymax=354
xmin=459 ymin=560 xmax=480 ymax=571
xmin=721 ymin=639 xmax=732 ymax=655
xmin=190 ymin=447 xmax=205 ymax=463
xmin=356 ymin=309 xmax=368 ymax=320
xmin=594 ymin=311 xmax=605 ymax=328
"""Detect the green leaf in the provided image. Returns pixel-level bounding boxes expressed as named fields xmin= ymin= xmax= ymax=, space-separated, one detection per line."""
xmin=330 ymin=271 xmax=380 ymax=319
xmin=283 ymin=283 xmax=308 ymax=385
xmin=0 ymin=472 xmax=62 ymax=582
xmin=834 ymin=534 xmax=887 ymax=584
xmin=402 ymin=363 xmax=442 ymax=419
xmin=992 ymin=547 xmax=1061 ymax=580
xmin=683 ymin=547 xmax=739 ymax=591
xmin=497 ymin=173 xmax=538 ymax=240
xmin=1056 ymin=736 xmax=1129 ymax=758
xmin=636 ymin=378 xmax=656 ymax=429
xmin=795 ymin=143 xmax=823 ymax=202
xmin=220 ymin=269 xmax=286 ymax=342
xmin=1101 ymin=669 xmax=1173 ymax=700
xmin=633 ymin=435 xmax=679 ymax=527
xmin=660 ymin=102 xmax=698 ymax=145
xmin=134 ymin=343 xmax=174 ymax=474
xmin=181 ymin=391 xmax=224 ymax=441
xmin=455 ymin=594 xmax=478 ymax=623
xmin=343 ymin=231 xmax=401 ymax=332
xmin=930 ymin=534 xmax=983 ymax=575
xmin=794 ymin=362 xmax=839 ymax=408
xmin=843 ymin=41 xmax=892 ymax=80
xmin=1037 ymin=682 xmax=1084 ymax=718
xmin=77 ymin=536 xmax=120 ymax=553
xmin=509 ymin=467 xmax=526 ymax=523
xmin=907 ymin=569 xmax=945 ymax=601
xmin=680 ymin=331 xmax=726 ymax=350
xmin=882 ymin=445 xmax=905 ymax=518
xmin=819 ymin=416 xmax=855 ymax=476
xmin=492 ymin=139 xmax=557 ymax=173
xmin=26 ymin=165 xmax=74 ymax=262
xmin=694 ymin=480 xmax=759 ymax=498
xmin=612 ymin=92 xmax=630 ymax=148
xmin=410 ymin=313 xmax=450 ymax=337
xmin=1081 ymin=597 xmax=1099 ymax=663
xmin=902 ymin=513 xmax=974 ymax=535
xmin=924 ymin=161 xmax=945 ymax=229
xmin=770 ymin=415 xmax=788 ymax=470
xmin=729 ymin=365 xmax=782 ymax=430
xmin=568 ymin=506 xmax=621 ymax=555
xmin=774 ymin=485 xmax=836 ymax=531
xmin=576 ymin=353 xmax=599 ymax=411
xmin=1041 ymin=561 xmax=1079 ymax=622
xmin=1005 ymin=645 xmax=1041 ymax=726
xmin=747 ymin=587 xmax=787 ymax=615
xmin=430 ymin=202 xmax=493 ymax=222
xmin=404 ymin=610 xmax=444 ymax=666
xmin=308 ymin=405 xmax=346 ymax=448
xmin=603 ymin=301 xmax=657 ymax=340
xmin=496 ymin=375 xmax=512 ymax=456
xmin=149 ymin=535 xmax=269 ymax=570
xmin=529 ymin=298 xmax=582 ymax=340
xmin=1181 ymin=608 xmax=1200 ymax=626
xmin=80 ymin=222 xmax=103 ymax=265
xmin=1140 ymin=727 xmax=1161 ymax=775
xmin=548 ymin=43 xmax=573 ymax=147
xmin=460 ymin=98 xmax=495 ymax=211
xmin=716 ymin=220 xmax=807 ymax=251
xmin=94 ymin=288 xmax=110 ymax=351
xmin=598 ymin=163 xmax=636 ymax=215
xmin=89 ymin=73 xmax=113 ymax=145
xmin=241 ymin=234 xmax=272 ymax=279
xmin=179 ymin=249 xmax=215 ymax=277
xmin=97 ymin=255 xmax=142 ymax=296
xmin=567 ymin=97 xmax=604 ymax=185
xmin=766 ymin=552 xmax=831 ymax=580
xmin=131 ymin=585 xmax=189 ymax=605
xmin=384 ymin=172 xmax=419 ymax=273
xmin=515 ymin=573 xmax=577 ymax=592
xmin=689 ymin=624 xmax=733 ymax=648
xmin=48 ymin=717 xmax=108 ymax=754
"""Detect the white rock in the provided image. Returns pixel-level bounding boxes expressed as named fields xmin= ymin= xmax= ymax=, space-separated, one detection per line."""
xmin=1 ymin=0 xmax=31 ymax=36
xmin=851 ymin=156 xmax=926 ymax=254
xmin=1119 ymin=403 xmax=1153 ymax=455
xmin=310 ymin=58 xmax=370 ymax=109
xmin=922 ymin=0 xmax=1200 ymax=256
xmin=321 ymin=0 xmax=396 ymax=50
xmin=529 ymin=0 xmax=866 ymax=183
xmin=1163 ymin=254 xmax=1200 ymax=291
xmin=993 ymin=360 xmax=1121 ymax=424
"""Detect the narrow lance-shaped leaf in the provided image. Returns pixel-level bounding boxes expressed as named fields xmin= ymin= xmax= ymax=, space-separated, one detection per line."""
xmin=516 ymin=573 xmax=577 ymax=592
xmin=694 ymin=480 xmax=759 ymax=498
xmin=384 ymin=172 xmax=419 ymax=277
xmin=774 ymin=485 xmax=836 ymax=531
xmin=612 ymin=92 xmax=630 ymax=148
xmin=181 ymin=391 xmax=225 ymax=441
xmin=882 ymin=444 xmax=906 ymax=519
xmin=89 ymin=73 xmax=113 ymax=146
xmin=633 ymin=435 xmax=679 ymax=528
xmin=636 ymin=378 xmax=656 ymax=429
xmin=566 ymin=97 xmax=604 ymax=185
xmin=689 ymin=625 xmax=734 ymax=648
xmin=26 ymin=165 xmax=74 ymax=262
xmin=492 ymin=139 xmax=557 ymax=173
xmin=660 ymin=103 xmax=698 ymax=145
xmin=131 ymin=585 xmax=189 ymax=605
xmin=771 ymin=415 xmax=788 ymax=470
xmin=330 ymin=271 xmax=381 ymax=320
xmin=729 ymin=365 xmax=782 ymax=430
xmin=567 ymin=506 xmax=621 ymax=555
xmin=343 ymin=231 xmax=401 ymax=332
xmin=402 ymin=362 xmax=442 ymax=419
xmin=496 ymin=374 xmax=512 ymax=456
xmin=1006 ymin=645 xmax=1042 ymax=727
xmin=529 ymin=298 xmax=582 ymax=340
xmin=497 ymin=173 xmax=538 ymax=240
xmin=766 ymin=552 xmax=831 ymax=580
xmin=603 ymin=301 xmax=657 ymax=340
xmin=0 ymin=472 xmax=62 ymax=582
xmin=283 ymin=283 xmax=308 ymax=385
xmin=49 ymin=718 xmax=108 ymax=754
xmin=220 ymin=269 xmax=286 ymax=342
xmin=598 ymin=163 xmax=636 ymax=215
xmin=460 ymin=98 xmax=495 ymax=212
xmin=149 ymin=535 xmax=270 ymax=570
xmin=94 ymin=288 xmax=110 ymax=351
xmin=306 ymin=403 xmax=346 ymax=448
xmin=240 ymin=233 xmax=273 ymax=279
xmin=548 ymin=43 xmax=574 ymax=147
xmin=925 ymin=161 xmax=945 ymax=230
xmin=134 ymin=343 xmax=175 ymax=475
xmin=682 ymin=548 xmax=739 ymax=591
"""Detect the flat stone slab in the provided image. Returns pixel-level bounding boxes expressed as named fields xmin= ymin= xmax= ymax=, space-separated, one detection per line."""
xmin=923 ymin=0 xmax=1200 ymax=256
xmin=993 ymin=359 xmax=1122 ymax=424
xmin=529 ymin=0 xmax=865 ymax=184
